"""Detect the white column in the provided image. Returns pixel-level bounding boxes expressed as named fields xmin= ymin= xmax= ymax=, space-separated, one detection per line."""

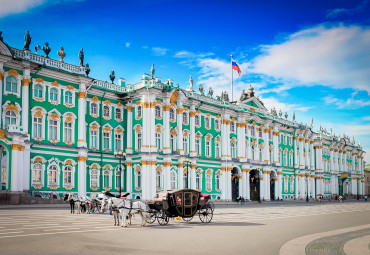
xmin=191 ymin=164 xmax=197 ymax=190
xmin=23 ymin=144 xmax=31 ymax=191
xmin=189 ymin=107 xmax=196 ymax=157
xmin=265 ymin=171 xmax=270 ymax=201
xmin=246 ymin=170 xmax=250 ymax=200
xmin=126 ymin=106 xmax=133 ymax=154
xmin=178 ymin=162 xmax=184 ymax=189
xmin=247 ymin=125 xmax=252 ymax=160
xmin=273 ymin=128 xmax=279 ymax=165
xmin=277 ymin=170 xmax=282 ymax=200
xmin=262 ymin=127 xmax=270 ymax=163
xmin=77 ymin=155 xmax=87 ymax=197
xmin=10 ymin=145 xmax=20 ymax=191
xmin=149 ymin=100 xmax=156 ymax=153
xmin=142 ymin=95 xmax=150 ymax=153
xmin=260 ymin=173 xmax=266 ymax=200
xmin=305 ymin=139 xmax=309 ymax=168
xmin=177 ymin=109 xmax=184 ymax=155
xmin=126 ymin=163 xmax=132 ymax=193
xmin=299 ymin=138 xmax=304 ymax=169
xmin=22 ymin=70 xmax=30 ymax=134
xmin=310 ymin=142 xmax=315 ymax=170
xmin=294 ymin=174 xmax=299 ymax=199
xmin=312 ymin=175 xmax=316 ymax=198
xmin=77 ymin=90 xmax=87 ymax=148
xmin=0 ymin=64 xmax=3 ymax=128
xmin=237 ymin=119 xmax=245 ymax=160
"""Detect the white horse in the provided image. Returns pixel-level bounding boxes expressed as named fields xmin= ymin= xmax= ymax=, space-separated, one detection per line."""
xmin=107 ymin=197 xmax=149 ymax=227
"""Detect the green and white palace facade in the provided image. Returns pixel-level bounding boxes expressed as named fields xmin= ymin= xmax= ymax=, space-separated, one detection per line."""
xmin=0 ymin=37 xmax=366 ymax=202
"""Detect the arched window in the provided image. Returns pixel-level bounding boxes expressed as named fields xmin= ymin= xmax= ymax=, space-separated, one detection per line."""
xmin=137 ymin=105 xmax=142 ymax=119
xmin=195 ymin=115 xmax=200 ymax=126
xmin=251 ymin=146 xmax=255 ymax=160
xmin=251 ymin=126 xmax=255 ymax=137
xmin=90 ymin=169 xmax=99 ymax=188
xmin=34 ymin=84 xmax=43 ymax=98
xmin=170 ymin=171 xmax=176 ymax=190
xmin=169 ymin=108 xmax=175 ymax=121
xmin=205 ymin=139 xmax=211 ymax=157
xmin=269 ymin=150 xmax=273 ymax=163
xmin=290 ymin=176 xmax=294 ymax=193
xmin=115 ymin=132 xmax=122 ymax=151
xmin=91 ymin=103 xmax=97 ymax=115
xmin=196 ymin=173 xmax=201 ymax=190
xmin=215 ymin=174 xmax=220 ymax=190
xmin=103 ymin=105 xmax=110 ymax=118
xmin=205 ymin=117 xmax=210 ymax=129
xmin=206 ymin=173 xmax=212 ymax=191
xmin=183 ymin=136 xmax=188 ymax=154
xmin=6 ymin=76 xmax=17 ymax=92
xmin=90 ymin=129 xmax=98 ymax=149
xmin=155 ymin=105 xmax=161 ymax=118
xmin=4 ymin=111 xmax=17 ymax=129
xmin=284 ymin=176 xmax=288 ymax=193
xmin=182 ymin=112 xmax=188 ymax=124
xmin=155 ymin=132 xmax=162 ymax=150
xmin=103 ymin=170 xmax=110 ymax=188
xmin=230 ymin=121 xmax=235 ymax=132
xmin=115 ymin=170 xmax=122 ymax=190
xmin=50 ymin=88 xmax=58 ymax=101
xmin=48 ymin=165 xmax=58 ymax=185
xmin=64 ymin=166 xmax=72 ymax=186
xmin=65 ymin=91 xmax=73 ymax=104
xmin=215 ymin=140 xmax=220 ymax=158
xmin=215 ymin=119 xmax=220 ymax=130
xmin=195 ymin=138 xmax=201 ymax=155
xmin=283 ymin=150 xmax=287 ymax=166
xmin=259 ymin=128 xmax=262 ymax=138
xmin=156 ymin=170 xmax=162 ymax=190
xmin=115 ymin=108 xmax=122 ymax=120
xmin=183 ymin=172 xmax=188 ymax=188
xmin=103 ymin=131 xmax=110 ymax=150
xmin=278 ymin=150 xmax=282 ymax=164
xmin=32 ymin=163 xmax=42 ymax=184
xmin=289 ymin=152 xmax=293 ymax=167
xmin=137 ymin=132 xmax=142 ymax=151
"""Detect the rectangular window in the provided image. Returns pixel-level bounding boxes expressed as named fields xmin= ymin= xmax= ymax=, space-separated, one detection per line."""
xmin=49 ymin=120 xmax=58 ymax=140
xmin=215 ymin=142 xmax=220 ymax=158
xmin=91 ymin=130 xmax=97 ymax=148
xmin=205 ymin=140 xmax=210 ymax=157
xmin=64 ymin=122 xmax=72 ymax=142
xmin=137 ymin=133 xmax=142 ymax=151
xmin=115 ymin=133 xmax=122 ymax=151
xmin=156 ymin=133 xmax=162 ymax=151
xmin=103 ymin=132 xmax=110 ymax=150
xmin=33 ymin=117 xmax=42 ymax=138
xmin=183 ymin=137 xmax=188 ymax=154
xmin=195 ymin=139 xmax=200 ymax=155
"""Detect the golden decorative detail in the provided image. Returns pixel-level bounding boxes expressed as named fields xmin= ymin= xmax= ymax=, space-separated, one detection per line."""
xmin=163 ymin=162 xmax=172 ymax=167
xmin=66 ymin=85 xmax=74 ymax=90
xmin=162 ymin=105 xmax=171 ymax=111
xmin=11 ymin=144 xmax=25 ymax=151
xmin=189 ymin=112 xmax=196 ymax=117
xmin=7 ymin=69 xmax=19 ymax=76
xmin=298 ymin=138 xmax=304 ymax=142
xmin=151 ymin=161 xmax=158 ymax=165
xmin=170 ymin=90 xmax=178 ymax=104
xmin=116 ymin=128 xmax=123 ymax=134
xmin=51 ymin=80 xmax=59 ymax=86
xmin=170 ymin=129 xmax=177 ymax=135
xmin=65 ymin=160 xmax=72 ymax=165
xmin=50 ymin=113 xmax=59 ymax=119
xmin=5 ymin=104 xmax=18 ymax=114
xmin=176 ymin=108 xmax=184 ymax=114
xmin=78 ymin=92 xmax=86 ymax=98
xmin=91 ymin=124 xmax=98 ymax=130
xmin=196 ymin=109 xmax=201 ymax=114
xmin=103 ymin=126 xmax=112 ymax=132
xmin=0 ymin=72 xmax=4 ymax=80
xmin=141 ymin=102 xmax=150 ymax=108
xmin=125 ymin=106 xmax=133 ymax=112
xmin=117 ymin=102 xmax=122 ymax=107
xmin=36 ymin=77 xmax=44 ymax=83
xmin=65 ymin=186 xmax=72 ymax=190
xmin=189 ymin=164 xmax=197 ymax=169
xmin=34 ymin=185 xmax=41 ymax=189
xmin=250 ymin=108 xmax=255 ymax=113
xmin=91 ymin=96 xmax=99 ymax=102
xmin=135 ymin=125 xmax=142 ymax=133
xmin=103 ymin=99 xmax=111 ymax=105
xmin=125 ymin=162 xmax=133 ymax=166
xmin=77 ymin=156 xmax=88 ymax=162
xmin=22 ymin=78 xmax=31 ymax=86
xmin=34 ymin=157 xmax=42 ymax=163
xmin=140 ymin=160 xmax=150 ymax=165
xmin=49 ymin=185 xmax=58 ymax=190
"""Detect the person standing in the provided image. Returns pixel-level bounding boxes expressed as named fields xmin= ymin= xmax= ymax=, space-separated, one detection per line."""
xmin=365 ymin=195 xmax=368 ymax=202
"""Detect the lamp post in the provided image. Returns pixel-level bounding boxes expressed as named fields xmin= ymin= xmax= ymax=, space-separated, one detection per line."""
xmin=114 ymin=150 xmax=126 ymax=195
xmin=306 ymin=173 xmax=309 ymax=202
xmin=184 ymin=159 xmax=192 ymax=189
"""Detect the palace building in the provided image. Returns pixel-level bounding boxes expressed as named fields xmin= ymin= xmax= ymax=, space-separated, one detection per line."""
xmin=0 ymin=33 xmax=366 ymax=203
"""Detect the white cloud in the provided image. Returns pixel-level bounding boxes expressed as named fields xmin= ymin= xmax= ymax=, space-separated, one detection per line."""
xmin=252 ymin=24 xmax=370 ymax=94
xmin=0 ymin=0 xmax=45 ymax=18
xmin=151 ymin=47 xmax=169 ymax=56
xmin=125 ymin=42 xmax=131 ymax=48
xmin=322 ymin=93 xmax=370 ymax=109
xmin=326 ymin=0 xmax=368 ymax=18
xmin=362 ymin=116 xmax=370 ymax=121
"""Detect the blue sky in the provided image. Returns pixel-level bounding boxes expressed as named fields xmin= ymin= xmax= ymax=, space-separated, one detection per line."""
xmin=1 ymin=0 xmax=370 ymax=162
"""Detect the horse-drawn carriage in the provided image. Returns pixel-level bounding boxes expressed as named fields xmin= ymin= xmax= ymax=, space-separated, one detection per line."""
xmin=146 ymin=189 xmax=214 ymax=225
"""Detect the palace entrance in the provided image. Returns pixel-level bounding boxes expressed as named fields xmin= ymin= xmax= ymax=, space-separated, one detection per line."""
xmin=0 ymin=145 xmax=8 ymax=190
xmin=231 ymin=168 xmax=239 ymax=201
xmin=250 ymin=170 xmax=260 ymax=201
xmin=270 ymin=171 xmax=276 ymax=201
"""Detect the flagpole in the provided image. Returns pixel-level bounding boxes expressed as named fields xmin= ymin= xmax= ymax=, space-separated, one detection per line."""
xmin=231 ymin=54 xmax=233 ymax=102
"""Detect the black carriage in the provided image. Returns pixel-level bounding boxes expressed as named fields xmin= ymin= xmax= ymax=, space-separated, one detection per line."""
xmin=146 ymin=189 xmax=214 ymax=225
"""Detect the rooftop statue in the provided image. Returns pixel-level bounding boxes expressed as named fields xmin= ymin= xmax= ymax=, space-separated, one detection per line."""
xmin=239 ymin=89 xmax=247 ymax=101
xmin=198 ymin=84 xmax=204 ymax=94
xmin=150 ymin=64 xmax=155 ymax=78
xmin=85 ymin=63 xmax=90 ymax=77
xmin=310 ymin=117 xmax=313 ymax=128
xmin=189 ymin=76 xmax=194 ymax=91
xmin=278 ymin=109 xmax=282 ymax=118
xmin=208 ymin=87 xmax=213 ymax=97
xmin=292 ymin=111 xmax=295 ymax=122
xmin=79 ymin=48 xmax=84 ymax=66
xmin=284 ymin=112 xmax=288 ymax=119
xmin=42 ymin=42 xmax=51 ymax=58
xmin=221 ymin=91 xmax=229 ymax=102
xmin=57 ymin=47 xmax=66 ymax=62
xmin=110 ymin=71 xmax=115 ymax=83
xmin=270 ymin=107 xmax=277 ymax=117
xmin=23 ymin=31 xmax=31 ymax=51
xmin=0 ymin=31 xmax=3 ymax=42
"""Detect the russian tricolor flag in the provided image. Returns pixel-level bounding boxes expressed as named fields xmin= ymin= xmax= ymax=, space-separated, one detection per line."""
xmin=232 ymin=59 xmax=241 ymax=76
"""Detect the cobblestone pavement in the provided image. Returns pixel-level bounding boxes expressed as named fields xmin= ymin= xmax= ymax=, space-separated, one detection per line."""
xmin=305 ymin=228 xmax=370 ymax=255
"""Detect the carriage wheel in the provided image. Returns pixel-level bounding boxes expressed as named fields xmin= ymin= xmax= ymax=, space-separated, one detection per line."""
xmin=147 ymin=211 xmax=157 ymax=224
xmin=207 ymin=201 xmax=215 ymax=212
xmin=182 ymin=216 xmax=194 ymax=223
xmin=199 ymin=204 xmax=213 ymax=223
xmin=156 ymin=210 xmax=169 ymax=225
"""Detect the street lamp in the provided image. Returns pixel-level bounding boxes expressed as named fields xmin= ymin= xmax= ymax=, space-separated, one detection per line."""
xmin=184 ymin=159 xmax=192 ymax=189
xmin=114 ymin=150 xmax=126 ymax=195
